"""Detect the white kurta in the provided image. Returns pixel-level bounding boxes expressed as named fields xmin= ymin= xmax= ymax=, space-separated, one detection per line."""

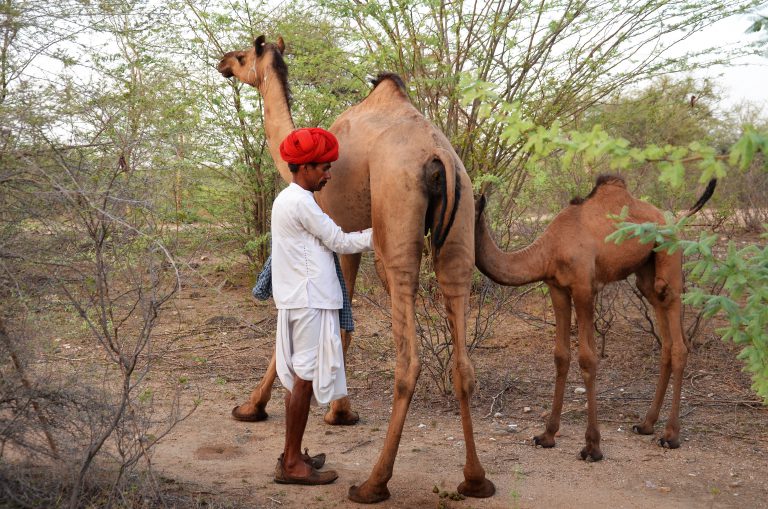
xmin=270 ymin=183 xmax=373 ymax=404
xmin=271 ymin=183 xmax=373 ymax=310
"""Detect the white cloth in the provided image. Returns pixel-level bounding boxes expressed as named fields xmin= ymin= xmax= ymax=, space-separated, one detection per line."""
xmin=271 ymin=183 xmax=373 ymax=310
xmin=270 ymin=182 xmax=373 ymax=402
xmin=275 ymin=307 xmax=347 ymax=405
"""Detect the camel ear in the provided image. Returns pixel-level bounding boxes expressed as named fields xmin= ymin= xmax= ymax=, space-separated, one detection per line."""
xmin=276 ymin=36 xmax=285 ymax=54
xmin=255 ymin=35 xmax=266 ymax=57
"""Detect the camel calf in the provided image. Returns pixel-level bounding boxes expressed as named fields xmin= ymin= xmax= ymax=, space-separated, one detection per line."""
xmin=475 ymin=175 xmax=715 ymax=461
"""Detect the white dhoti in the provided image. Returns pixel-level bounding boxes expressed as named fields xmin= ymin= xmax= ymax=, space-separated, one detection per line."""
xmin=275 ymin=307 xmax=347 ymax=405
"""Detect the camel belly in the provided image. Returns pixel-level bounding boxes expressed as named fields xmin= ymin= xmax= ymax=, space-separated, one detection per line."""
xmin=315 ymin=159 xmax=372 ymax=232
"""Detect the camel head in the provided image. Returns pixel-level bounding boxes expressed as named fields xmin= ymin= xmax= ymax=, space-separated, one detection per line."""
xmin=217 ymin=35 xmax=287 ymax=90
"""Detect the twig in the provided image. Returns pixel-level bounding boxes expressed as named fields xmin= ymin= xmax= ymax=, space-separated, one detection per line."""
xmin=0 ymin=319 xmax=60 ymax=460
xmin=484 ymin=383 xmax=515 ymax=418
xmin=267 ymin=497 xmax=283 ymax=505
xmin=341 ymin=439 xmax=372 ymax=454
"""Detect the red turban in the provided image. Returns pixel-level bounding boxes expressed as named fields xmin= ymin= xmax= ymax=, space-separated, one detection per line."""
xmin=279 ymin=128 xmax=339 ymax=165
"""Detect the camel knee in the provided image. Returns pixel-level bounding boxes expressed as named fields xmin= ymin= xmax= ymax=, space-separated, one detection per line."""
xmin=553 ymin=349 xmax=570 ymax=376
xmin=653 ymin=277 xmax=670 ymax=299
xmin=671 ymin=343 xmax=688 ymax=371
xmin=452 ymin=357 xmax=476 ymax=399
xmin=577 ymin=351 xmax=597 ymax=371
xmin=578 ymin=352 xmax=598 ymax=382
xmin=394 ymin=360 xmax=420 ymax=399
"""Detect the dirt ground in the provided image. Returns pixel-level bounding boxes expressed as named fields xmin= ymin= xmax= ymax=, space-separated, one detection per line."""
xmin=149 ymin=264 xmax=768 ymax=509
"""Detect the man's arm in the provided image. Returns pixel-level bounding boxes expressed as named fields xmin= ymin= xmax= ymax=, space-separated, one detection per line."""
xmin=298 ymin=198 xmax=373 ymax=254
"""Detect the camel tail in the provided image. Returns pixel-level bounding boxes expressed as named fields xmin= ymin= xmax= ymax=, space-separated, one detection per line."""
xmin=683 ymin=178 xmax=717 ymax=218
xmin=425 ymin=148 xmax=460 ymax=253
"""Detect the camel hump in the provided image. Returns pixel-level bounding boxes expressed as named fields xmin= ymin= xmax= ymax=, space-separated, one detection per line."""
xmin=424 ymin=148 xmax=460 ymax=253
xmin=370 ymin=73 xmax=407 ymax=94
xmin=570 ymin=174 xmax=626 ymax=204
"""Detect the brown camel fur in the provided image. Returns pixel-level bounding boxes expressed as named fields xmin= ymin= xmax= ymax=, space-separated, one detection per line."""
xmin=474 ymin=175 xmax=716 ymax=461
xmin=217 ymin=36 xmax=494 ymax=502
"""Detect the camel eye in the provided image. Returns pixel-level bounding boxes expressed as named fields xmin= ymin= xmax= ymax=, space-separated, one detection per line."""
xmin=237 ymin=55 xmax=245 ymax=65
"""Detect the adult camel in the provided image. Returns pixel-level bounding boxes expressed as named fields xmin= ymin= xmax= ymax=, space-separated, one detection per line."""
xmin=474 ymin=174 xmax=715 ymax=461
xmin=217 ymin=36 xmax=494 ymax=503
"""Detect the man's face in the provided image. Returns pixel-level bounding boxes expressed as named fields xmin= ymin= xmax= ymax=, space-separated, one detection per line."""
xmin=304 ymin=162 xmax=332 ymax=192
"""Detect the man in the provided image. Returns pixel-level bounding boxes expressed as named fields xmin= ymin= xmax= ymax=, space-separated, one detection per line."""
xmin=271 ymin=127 xmax=373 ymax=485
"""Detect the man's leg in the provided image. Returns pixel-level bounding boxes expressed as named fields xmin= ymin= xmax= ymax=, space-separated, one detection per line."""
xmin=282 ymin=376 xmax=314 ymax=478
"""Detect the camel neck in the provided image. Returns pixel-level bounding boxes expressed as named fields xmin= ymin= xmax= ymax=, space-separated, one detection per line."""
xmin=475 ymin=216 xmax=548 ymax=286
xmin=260 ymin=74 xmax=295 ymax=184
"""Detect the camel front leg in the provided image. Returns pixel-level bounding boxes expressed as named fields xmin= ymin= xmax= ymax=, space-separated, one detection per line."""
xmin=231 ymin=350 xmax=276 ymax=422
xmin=444 ymin=292 xmax=495 ymax=498
xmin=573 ymin=288 xmax=602 ymax=461
xmin=348 ymin=270 xmax=420 ymax=504
xmin=326 ymin=253 xmax=362 ymax=425
xmin=534 ymin=285 xmax=572 ymax=449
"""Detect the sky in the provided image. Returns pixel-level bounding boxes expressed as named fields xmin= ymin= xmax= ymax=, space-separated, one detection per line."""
xmin=676 ymin=12 xmax=768 ymax=110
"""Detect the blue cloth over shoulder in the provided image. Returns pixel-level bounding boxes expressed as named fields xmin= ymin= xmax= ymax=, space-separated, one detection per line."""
xmin=252 ymin=253 xmax=355 ymax=332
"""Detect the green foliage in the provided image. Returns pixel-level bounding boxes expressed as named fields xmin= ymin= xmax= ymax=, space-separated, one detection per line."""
xmin=730 ymin=127 xmax=768 ymax=171
xmin=465 ymin=77 xmax=768 ymax=403
xmin=609 ymin=218 xmax=768 ymax=402
xmin=319 ymin=0 xmax=759 ymax=200
xmin=461 ymin=75 xmax=766 ymax=189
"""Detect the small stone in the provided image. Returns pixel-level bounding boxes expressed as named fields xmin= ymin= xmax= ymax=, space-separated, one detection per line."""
xmin=417 ymin=423 xmax=427 ymax=428
xmin=494 ymin=412 xmax=503 ymax=418
xmin=574 ymin=387 xmax=587 ymax=394
xmin=658 ymin=486 xmax=671 ymax=493
xmin=523 ymin=407 xmax=532 ymax=413
xmin=729 ymin=480 xmax=743 ymax=488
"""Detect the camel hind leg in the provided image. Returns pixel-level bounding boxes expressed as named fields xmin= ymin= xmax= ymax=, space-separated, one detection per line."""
xmin=348 ymin=160 xmax=428 ymax=503
xmin=633 ymin=254 xmax=686 ymax=449
xmin=434 ymin=192 xmax=494 ymax=498
xmin=534 ymin=284 xmax=572 ymax=449
xmin=444 ymin=291 xmax=495 ymax=498
xmin=347 ymin=247 xmax=422 ymax=503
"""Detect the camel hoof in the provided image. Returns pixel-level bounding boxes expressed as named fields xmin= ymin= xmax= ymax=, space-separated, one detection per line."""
xmin=533 ymin=434 xmax=556 ymax=448
xmin=324 ymin=409 xmax=360 ymax=426
xmin=579 ymin=446 xmax=604 ymax=462
xmin=231 ymin=405 xmax=268 ymax=422
xmin=659 ymin=436 xmax=680 ymax=449
xmin=348 ymin=482 xmax=390 ymax=504
xmin=632 ymin=423 xmax=654 ymax=435
xmin=457 ymin=478 xmax=495 ymax=498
